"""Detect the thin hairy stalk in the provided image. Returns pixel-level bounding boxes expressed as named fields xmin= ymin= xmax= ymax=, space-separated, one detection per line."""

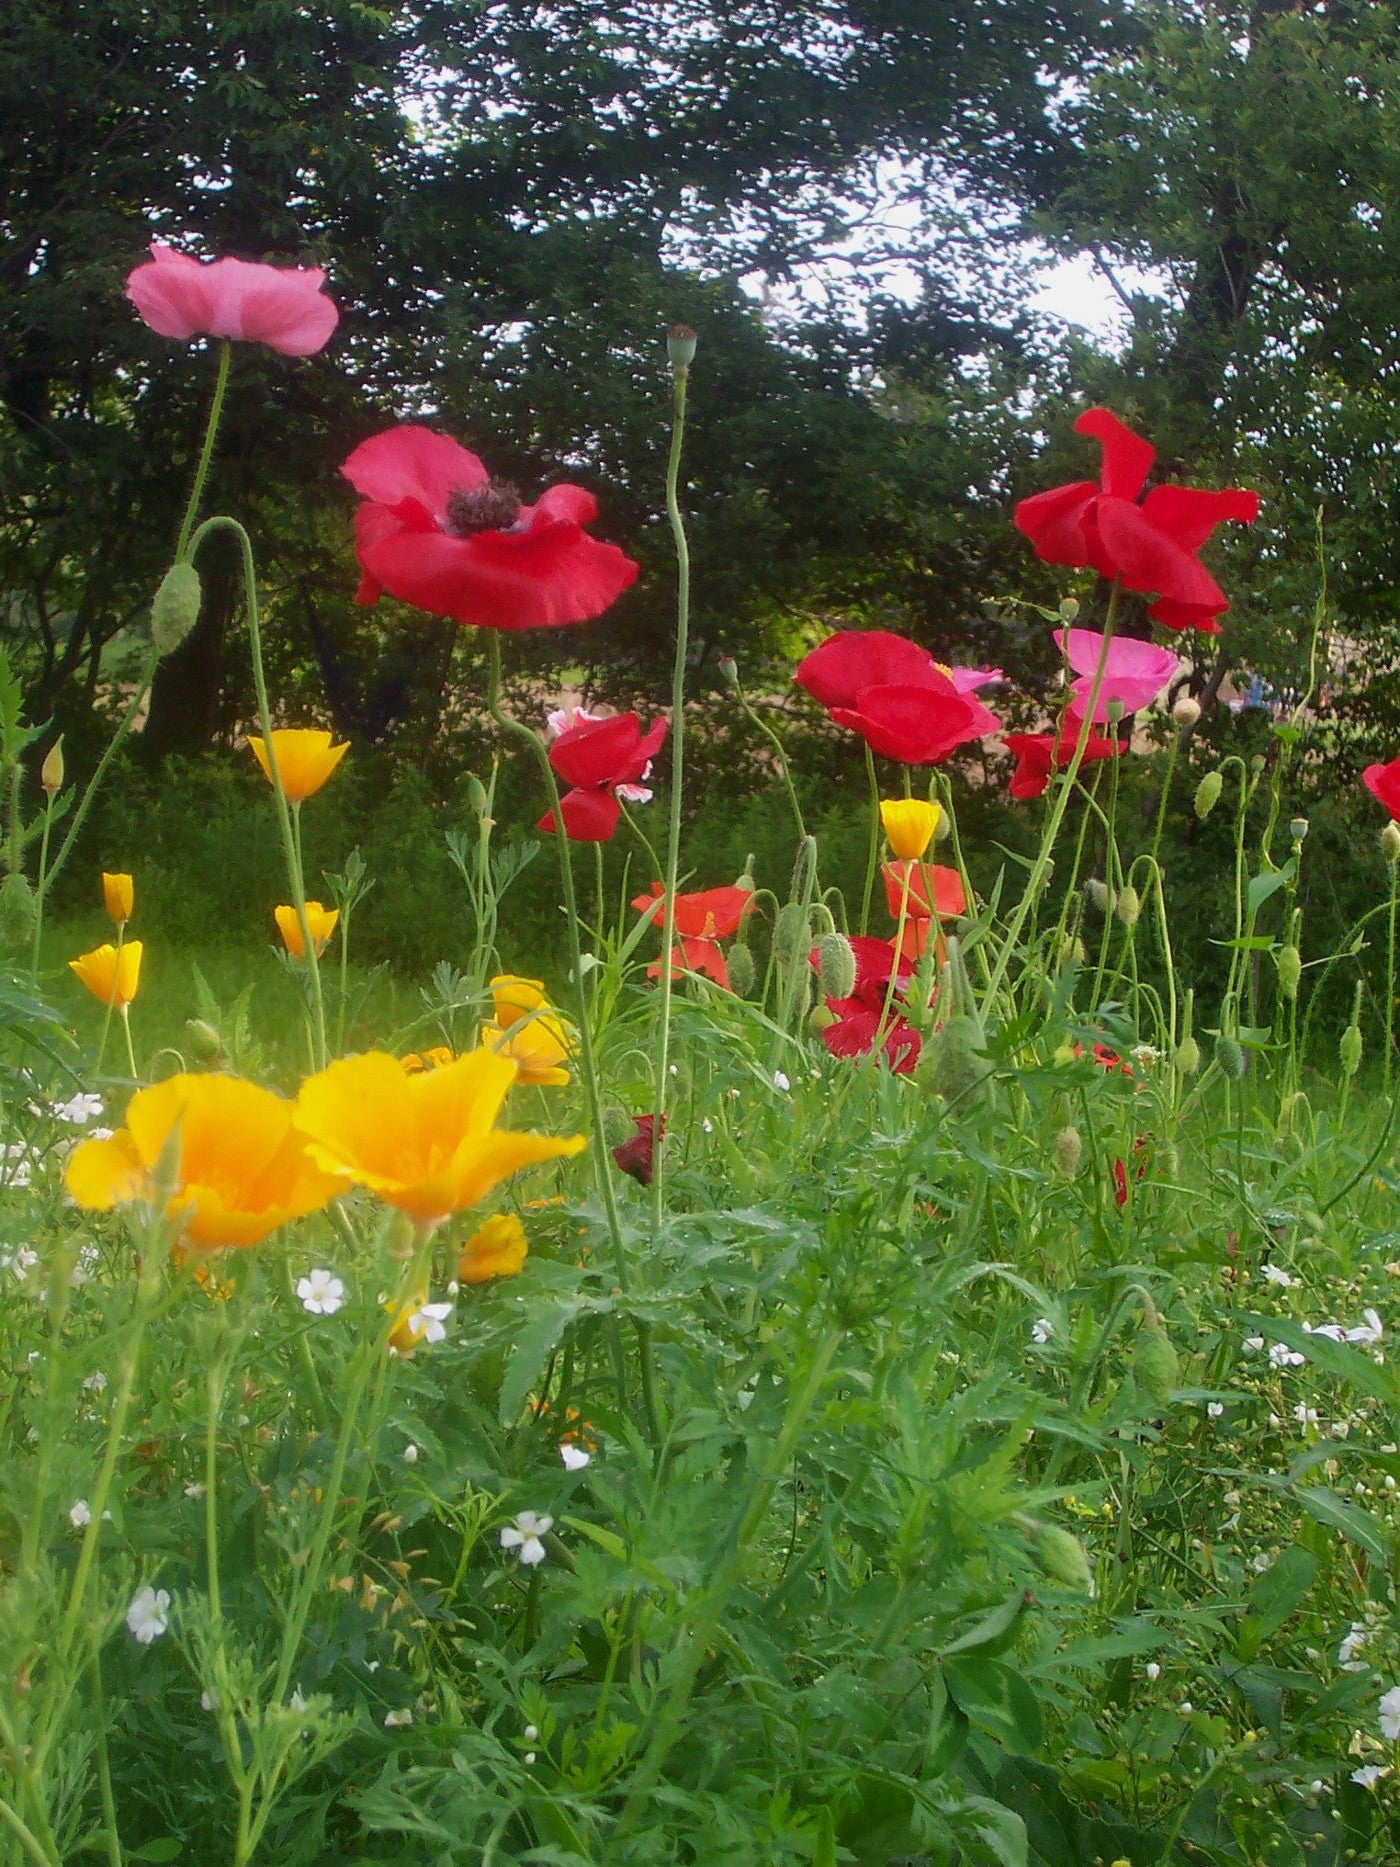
xmin=28 ymin=792 xmax=54 ymax=983
xmin=859 ymin=745 xmax=880 ymax=934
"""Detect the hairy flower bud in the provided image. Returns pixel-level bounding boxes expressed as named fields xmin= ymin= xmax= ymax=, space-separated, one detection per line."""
xmin=1085 ymin=878 xmax=1111 ymax=916
xmin=1058 ymin=934 xmax=1087 ymax=967
xmin=1116 ymin=884 xmax=1141 ymax=927
xmin=817 ymin=931 xmax=857 ymax=1002
xmin=808 ymin=1002 xmax=836 ymax=1034
xmin=1174 ymin=1034 xmax=1200 ymax=1076
xmin=150 ymin=561 xmax=202 ymax=656
xmin=184 ymin=1017 xmax=223 ymax=1063
xmin=1057 ymin=597 xmax=1080 ymax=623
xmin=1055 ymin=1124 xmax=1083 ymax=1178
xmin=0 ymin=872 xmax=35 ymax=949
xmin=40 ymin=736 xmax=64 ymax=796
xmin=1275 ymin=943 xmax=1302 ymax=1000
xmin=726 ymin=941 xmax=755 ymax=998
xmin=1340 ymin=1022 xmax=1363 ymax=1078
xmin=1215 ymin=1032 xmax=1246 ymax=1080
xmin=1031 ymin=1521 xmax=1094 ymax=1593
xmin=1194 ymin=770 xmax=1223 ymax=820
xmin=666 ymin=323 xmax=698 ymax=368
xmin=1134 ymin=1316 xmax=1179 ymax=1406
xmin=600 ymin=1105 xmax=631 ymax=1149
xmin=716 ymin=655 xmax=739 ymax=690
xmin=773 ymin=901 xmax=810 ymax=967
xmin=1383 ymin=822 xmax=1400 ymax=863
xmin=1172 ymin=694 xmax=1201 ymax=729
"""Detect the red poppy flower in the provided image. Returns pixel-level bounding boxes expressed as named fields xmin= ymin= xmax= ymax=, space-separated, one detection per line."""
xmin=1089 ymin=1042 xmax=1133 ymax=1078
xmin=812 ymin=935 xmax=921 ymax=1074
xmin=882 ymin=860 xmax=967 ymax=960
xmin=125 ymin=243 xmax=339 ymax=355
xmin=794 ymin=630 xmax=999 ymax=765
xmin=613 ymin=1114 xmax=662 ymax=1186
xmin=1113 ymin=1157 xmax=1129 ymax=1207
xmin=1003 ymin=720 xmax=1122 ymax=800
xmin=632 ymin=882 xmax=753 ymax=988
xmin=538 ymin=713 xmax=667 ymax=842
xmin=341 ymin=425 xmax=639 ymax=631
xmin=1014 ymin=408 xmax=1259 ymax=633
xmin=1364 ymin=756 xmax=1400 ymax=821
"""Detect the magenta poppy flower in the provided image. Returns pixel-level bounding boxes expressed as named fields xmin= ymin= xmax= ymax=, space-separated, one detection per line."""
xmin=342 ymin=426 xmax=639 ymax=632
xmin=538 ymin=713 xmax=667 ymax=841
xmin=812 ymin=935 xmax=921 ymax=1074
xmin=1015 ymin=408 xmax=1259 ymax=633
xmin=125 ymin=243 xmax=338 ymax=356
xmin=1003 ymin=721 xmax=1123 ymax=800
xmin=1055 ymin=628 xmax=1180 ymax=723
xmin=1364 ymin=756 xmax=1400 ymax=820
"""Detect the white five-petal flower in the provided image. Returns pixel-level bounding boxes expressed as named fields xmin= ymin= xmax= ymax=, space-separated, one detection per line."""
xmin=296 ymin=1269 xmax=345 ymax=1316
xmin=500 ymin=1511 xmax=553 ymax=1566
xmin=560 ymin=1443 xmax=591 ymax=1472
xmin=126 ymin=1586 xmax=171 ymax=1644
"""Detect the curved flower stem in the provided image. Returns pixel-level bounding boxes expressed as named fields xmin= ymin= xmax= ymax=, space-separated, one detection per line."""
xmin=981 ymin=584 xmax=1121 ymax=1017
xmin=188 ymin=516 xmax=327 ymax=1068
xmin=176 ymin=341 xmax=232 ymax=560
xmin=733 ymin=679 xmax=807 ymax=842
xmin=651 ymin=356 xmax=691 ymax=1216
xmin=859 ymin=746 xmax=880 ymax=935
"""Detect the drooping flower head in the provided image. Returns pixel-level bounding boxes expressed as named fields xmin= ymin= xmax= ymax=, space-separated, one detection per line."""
xmin=275 ymin=901 xmax=340 ymax=959
xmin=341 ymin=425 xmax=639 ymax=632
xmin=65 ymin=1073 xmax=346 ymax=1250
xmin=70 ymin=941 xmax=142 ymax=1009
xmin=102 ymin=872 xmax=134 ymax=926
xmin=539 ymin=713 xmax=667 ymax=841
xmin=1363 ymin=756 xmax=1400 ymax=821
xmin=1003 ymin=723 xmax=1123 ymax=800
xmin=458 ymin=1211 xmax=530 ymax=1284
xmin=248 ymin=729 xmax=348 ymax=803
xmin=1055 ymin=628 xmax=1180 ymax=723
xmin=811 ymin=935 xmax=921 ymax=1074
xmin=795 ymin=630 xmax=999 ymax=766
xmin=1015 ymin=409 xmax=1259 ymax=633
xmin=632 ymin=882 xmax=754 ymax=988
xmin=125 ymin=243 xmax=339 ymax=356
xmin=293 ymin=1047 xmax=584 ymax=1227
xmin=613 ymin=1114 xmax=662 ymax=1186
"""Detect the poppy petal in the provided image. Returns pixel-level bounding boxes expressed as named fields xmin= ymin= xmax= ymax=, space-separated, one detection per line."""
xmin=1075 ymin=407 xmax=1155 ymax=501
xmin=341 ymin=425 xmax=487 ymax=515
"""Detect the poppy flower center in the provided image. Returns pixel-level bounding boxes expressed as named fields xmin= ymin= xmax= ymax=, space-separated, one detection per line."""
xmin=444 ymin=480 xmax=521 ymax=537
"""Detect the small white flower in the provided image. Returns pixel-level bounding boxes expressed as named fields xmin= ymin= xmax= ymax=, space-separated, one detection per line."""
xmin=1261 ymin=1263 xmax=1294 ymax=1287
xmin=184 ymin=1482 xmax=206 ymax=1499
xmin=1031 ymin=1318 xmax=1053 ymax=1345
xmin=1242 ymin=1336 xmax=1265 ymax=1354
xmin=1293 ymin=1403 xmax=1320 ymax=1427
xmin=402 ymin=1443 xmax=419 ymax=1465
xmin=500 ymin=1510 xmax=553 ymax=1566
xmin=52 ymin=1093 xmax=103 ymax=1125
xmin=82 ymin=1371 xmax=108 ymax=1393
xmin=86 ymin=1126 xmax=114 ymax=1142
xmin=1306 ymin=1321 xmax=1346 ymax=1342
xmin=773 ymin=1070 xmax=791 ymax=1093
xmin=1380 ymin=1686 xmax=1400 ymax=1742
xmin=1268 ymin=1341 xmax=1305 ymax=1368
xmin=1352 ymin=1764 xmax=1388 ymax=1788
xmin=1250 ymin=1552 xmax=1272 ymax=1574
xmin=70 ymin=1244 xmax=99 ymax=1286
xmin=201 ymin=1689 xmax=218 ymax=1712
xmin=296 ymin=1269 xmax=345 ymax=1316
xmin=383 ymin=1707 xmax=413 ymax=1728
xmin=1348 ymin=1309 xmax=1385 ymax=1346
xmin=68 ymin=1498 xmax=91 ymax=1528
xmin=1207 ymin=1401 xmax=1224 ymax=1418
xmin=400 ymin=1300 xmax=452 ymax=1347
xmin=702 ymin=1118 xmax=713 ymax=1133
xmin=1145 ymin=1662 xmax=1161 ymax=1681
xmin=1178 ymin=1701 xmax=1193 ymax=1716
xmin=3 ymin=1247 xmax=38 ymax=1280
xmin=524 ymin=1724 xmax=539 ymax=1741
xmin=560 ymin=1442 xmax=591 ymax=1471
xmin=1339 ymin=1622 xmax=1370 ymax=1667
xmin=126 ymin=1586 xmax=170 ymax=1644
xmin=524 ymin=1751 xmax=537 ymax=1764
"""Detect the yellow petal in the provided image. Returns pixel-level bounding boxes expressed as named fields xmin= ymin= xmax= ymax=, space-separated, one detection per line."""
xmin=65 ymin=1129 xmax=150 ymax=1209
xmin=102 ymin=872 xmax=134 ymax=925
xmin=879 ymin=797 xmax=941 ymax=862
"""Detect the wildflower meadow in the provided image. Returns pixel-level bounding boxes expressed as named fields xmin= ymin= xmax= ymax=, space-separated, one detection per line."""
xmin=8 ymin=235 xmax=1400 ymax=1867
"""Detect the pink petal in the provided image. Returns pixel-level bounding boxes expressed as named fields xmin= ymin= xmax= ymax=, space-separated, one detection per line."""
xmin=342 ymin=426 xmax=487 ymax=518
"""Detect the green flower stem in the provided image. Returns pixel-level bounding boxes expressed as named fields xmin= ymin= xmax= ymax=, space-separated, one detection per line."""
xmin=94 ymin=924 xmax=124 ymax=1074
xmin=48 ymin=344 xmax=231 ymax=899
xmin=1386 ymin=859 xmax=1398 ymax=1100
xmin=28 ymin=792 xmax=54 ymax=984
xmin=733 ymin=679 xmax=807 ymax=842
xmin=651 ymin=355 xmax=692 ymax=1216
xmin=118 ymin=1004 xmax=137 ymax=1080
xmin=87 ymin=1652 xmax=122 ymax=1867
xmin=859 ymin=745 xmax=880 ymax=935
xmin=981 ymin=586 xmax=1121 ymax=1017
xmin=1147 ymin=721 xmax=1182 ymax=877
xmin=187 ymin=516 xmax=328 ymax=1068
xmin=1088 ymin=724 xmax=1125 ymax=1014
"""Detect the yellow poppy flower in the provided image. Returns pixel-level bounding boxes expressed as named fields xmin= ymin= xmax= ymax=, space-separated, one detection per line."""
xmin=482 ymin=1011 xmax=573 ymax=1087
xmin=69 ymin=941 xmax=142 ymax=1009
xmin=293 ymin=1047 xmax=584 ymax=1227
xmin=458 ymin=1212 xmax=529 ymax=1284
xmin=248 ymin=729 xmax=349 ymax=803
xmin=879 ymin=797 xmax=942 ymax=862
xmin=102 ymin=872 xmax=134 ymax=925
xmin=488 ymin=975 xmax=549 ymax=1029
xmin=274 ymin=900 xmax=340 ymax=959
xmin=64 ymin=1073 xmax=346 ymax=1250
xmin=402 ymin=1046 xmax=454 ymax=1074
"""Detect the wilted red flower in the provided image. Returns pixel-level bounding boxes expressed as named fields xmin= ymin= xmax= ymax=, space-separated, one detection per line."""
xmin=1003 ymin=720 xmax=1122 ymax=800
xmin=1014 ymin=408 xmax=1259 ymax=633
xmin=1113 ymin=1157 xmax=1130 ymax=1207
xmin=125 ymin=243 xmax=339 ymax=355
xmin=341 ymin=426 xmax=639 ymax=631
xmin=613 ymin=1114 xmax=662 ymax=1186
xmin=1363 ymin=756 xmax=1400 ymax=821
xmin=794 ymin=630 xmax=999 ymax=765
xmin=539 ymin=713 xmax=667 ymax=841
xmin=632 ymin=882 xmax=753 ymax=988
xmin=812 ymin=935 xmax=921 ymax=1074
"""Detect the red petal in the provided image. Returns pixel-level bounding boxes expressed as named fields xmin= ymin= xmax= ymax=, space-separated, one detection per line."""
xmin=1094 ymin=496 xmax=1230 ymax=614
xmin=1148 ymin=597 xmax=1222 ymax=633
xmin=1075 ymin=408 xmax=1155 ymax=500
xmin=1013 ymin=481 xmax=1099 ymax=566
xmin=1138 ymin=484 xmax=1259 ymax=552
xmin=532 ymin=484 xmax=599 ymax=525
xmin=1364 ymin=761 xmax=1400 ymax=821
xmin=883 ymin=861 xmax=966 ymax=920
xmin=549 ymin=713 xmax=643 ymax=788
xmin=341 ymin=425 xmax=486 ymax=516
xmin=794 ymin=630 xmax=938 ymax=708
xmin=1002 ymin=733 xmax=1054 ymax=800
xmin=829 ymin=684 xmax=980 ymax=765
xmin=539 ymin=787 xmax=620 ymax=841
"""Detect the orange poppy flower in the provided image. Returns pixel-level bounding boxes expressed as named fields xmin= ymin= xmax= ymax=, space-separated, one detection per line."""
xmin=69 ymin=941 xmax=142 ymax=1008
xmin=274 ymin=900 xmax=340 ymax=958
xmin=457 ymin=1212 xmax=529 ymax=1283
xmin=248 ymin=729 xmax=349 ymax=803
xmin=102 ymin=872 xmax=134 ymax=925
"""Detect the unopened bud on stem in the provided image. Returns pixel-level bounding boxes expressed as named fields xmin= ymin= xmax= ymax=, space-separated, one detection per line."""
xmin=1172 ymin=694 xmax=1201 ymax=729
xmin=666 ymin=323 xmax=698 ymax=369
xmin=1194 ymin=770 xmax=1223 ymax=819
xmin=1382 ymin=821 xmax=1400 ymax=863
xmin=40 ymin=737 xmax=64 ymax=796
xmin=150 ymin=561 xmax=202 ymax=655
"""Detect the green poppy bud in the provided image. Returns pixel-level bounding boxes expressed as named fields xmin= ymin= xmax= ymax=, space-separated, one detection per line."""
xmin=1085 ymin=878 xmax=1111 ymax=915
xmin=1172 ymin=694 xmax=1201 ymax=728
xmin=150 ymin=561 xmax=202 ymax=656
xmin=1275 ymin=944 xmax=1301 ymax=999
xmin=1174 ymin=1035 xmax=1200 ymax=1076
xmin=1215 ymin=1033 xmax=1246 ymax=1080
xmin=1058 ymin=596 xmax=1080 ymax=623
xmin=1058 ymin=934 xmax=1087 ymax=966
xmin=1383 ymin=821 xmax=1400 ymax=863
xmin=808 ymin=1002 xmax=836 ymax=1033
xmin=666 ymin=323 xmax=698 ymax=368
xmin=1340 ymin=1022 xmax=1363 ymax=1077
xmin=1134 ymin=1317 xmax=1179 ymax=1405
xmin=1289 ymin=817 xmax=1308 ymax=844
xmin=1055 ymin=1123 xmax=1083 ymax=1178
xmin=1031 ymin=1521 xmax=1094 ymax=1593
xmin=184 ymin=1017 xmax=223 ymax=1063
xmin=716 ymin=655 xmax=739 ymax=690
xmin=0 ymin=872 xmax=35 ymax=948
xmin=1116 ymin=884 xmax=1140 ymax=927
xmin=773 ymin=901 xmax=810 ymax=967
xmin=1194 ymin=770 xmax=1223 ymax=820
xmin=600 ymin=1105 xmax=631 ymax=1148
xmin=40 ymin=736 xmax=64 ymax=796
xmin=726 ymin=941 xmax=755 ymax=998
xmin=817 ymin=931 xmax=856 ymax=1002
xmin=466 ymin=774 xmax=489 ymax=817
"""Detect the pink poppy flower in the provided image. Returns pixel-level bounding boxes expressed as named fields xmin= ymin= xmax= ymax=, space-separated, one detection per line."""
xmin=1014 ymin=408 xmax=1259 ymax=633
xmin=538 ymin=713 xmax=667 ymax=841
xmin=1364 ymin=756 xmax=1400 ymax=821
xmin=125 ymin=243 xmax=338 ymax=356
xmin=341 ymin=425 xmax=638 ymax=631
xmin=1055 ymin=628 xmax=1180 ymax=723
